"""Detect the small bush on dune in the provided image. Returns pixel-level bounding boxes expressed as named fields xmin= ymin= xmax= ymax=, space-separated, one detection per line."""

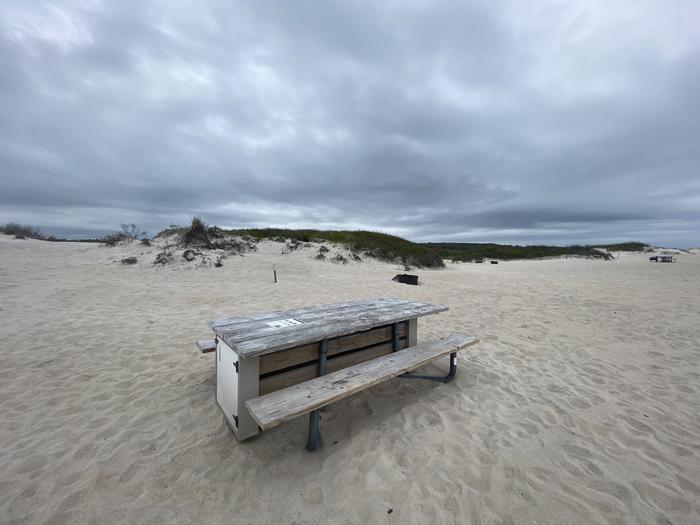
xmin=208 ymin=226 xmax=224 ymax=238
xmin=101 ymin=223 xmax=148 ymax=246
xmin=182 ymin=216 xmax=212 ymax=248
xmin=102 ymin=233 xmax=126 ymax=246
xmin=154 ymin=224 xmax=186 ymax=238
xmin=1 ymin=223 xmax=45 ymax=240
xmin=241 ymin=234 xmax=258 ymax=245
xmin=332 ymin=253 xmax=348 ymax=264
xmin=154 ymin=251 xmax=173 ymax=265
xmin=191 ymin=216 xmax=207 ymax=233
xmin=120 ymin=223 xmax=146 ymax=241
xmin=412 ymin=251 xmax=444 ymax=267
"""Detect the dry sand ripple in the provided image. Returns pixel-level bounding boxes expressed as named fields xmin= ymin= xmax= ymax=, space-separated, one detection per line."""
xmin=1 ymin=237 xmax=699 ymax=524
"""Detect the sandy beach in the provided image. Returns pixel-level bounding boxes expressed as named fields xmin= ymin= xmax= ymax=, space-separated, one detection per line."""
xmin=1 ymin=234 xmax=699 ymax=524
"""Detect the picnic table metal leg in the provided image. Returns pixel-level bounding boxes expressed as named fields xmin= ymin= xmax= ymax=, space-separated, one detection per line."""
xmin=399 ymin=352 xmax=457 ymax=383
xmin=392 ymin=322 xmax=400 ymax=352
xmin=306 ymin=339 xmax=328 ymax=451
xmin=307 ymin=411 xmax=321 ymax=451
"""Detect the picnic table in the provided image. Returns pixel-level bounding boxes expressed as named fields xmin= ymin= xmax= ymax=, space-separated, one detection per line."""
xmin=201 ymin=298 xmax=478 ymax=449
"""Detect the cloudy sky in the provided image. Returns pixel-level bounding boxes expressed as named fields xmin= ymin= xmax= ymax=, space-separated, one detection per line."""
xmin=1 ymin=1 xmax=698 ymax=246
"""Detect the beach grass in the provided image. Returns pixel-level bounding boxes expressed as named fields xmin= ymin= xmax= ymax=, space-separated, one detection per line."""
xmin=2 ymin=220 xmax=648 ymax=267
xmin=425 ymin=242 xmax=618 ymax=261
xmin=0 ymin=222 xmax=46 ymax=240
xmin=222 ymin=228 xmax=445 ymax=268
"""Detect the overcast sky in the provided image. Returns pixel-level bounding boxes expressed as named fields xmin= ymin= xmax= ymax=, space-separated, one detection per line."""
xmin=1 ymin=1 xmax=698 ymax=246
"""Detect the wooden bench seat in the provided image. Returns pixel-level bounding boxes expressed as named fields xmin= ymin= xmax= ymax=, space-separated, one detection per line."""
xmin=246 ymin=333 xmax=478 ymax=431
xmin=196 ymin=339 xmax=216 ymax=353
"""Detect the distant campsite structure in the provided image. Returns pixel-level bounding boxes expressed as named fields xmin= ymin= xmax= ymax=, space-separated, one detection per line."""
xmin=649 ymin=255 xmax=675 ymax=263
xmin=392 ymin=273 xmax=419 ymax=285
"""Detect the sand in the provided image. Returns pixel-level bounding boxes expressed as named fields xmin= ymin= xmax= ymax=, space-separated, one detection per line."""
xmin=1 ymin=234 xmax=699 ymax=524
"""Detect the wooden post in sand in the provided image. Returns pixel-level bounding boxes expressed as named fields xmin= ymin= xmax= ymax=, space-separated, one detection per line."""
xmin=273 ymin=264 xmax=277 ymax=283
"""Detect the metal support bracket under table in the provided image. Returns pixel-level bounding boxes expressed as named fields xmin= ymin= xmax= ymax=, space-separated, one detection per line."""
xmin=306 ymin=339 xmax=328 ymax=451
xmin=399 ymin=352 xmax=457 ymax=383
xmin=393 ymin=322 xmax=458 ymax=382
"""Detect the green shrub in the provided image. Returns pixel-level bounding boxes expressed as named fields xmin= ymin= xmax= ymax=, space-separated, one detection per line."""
xmin=182 ymin=216 xmax=211 ymax=247
xmin=423 ymin=242 xmax=617 ymax=261
xmin=332 ymin=253 xmax=348 ymax=264
xmin=154 ymin=224 xmax=186 ymax=238
xmin=120 ymin=223 xmax=146 ymax=241
xmin=595 ymin=242 xmax=648 ymax=252
xmin=219 ymin=229 xmax=446 ymax=268
xmin=208 ymin=226 xmax=224 ymax=238
xmin=1 ymin=223 xmax=45 ymax=240
xmin=102 ymin=233 xmax=126 ymax=246
xmin=153 ymin=224 xmax=638 ymax=266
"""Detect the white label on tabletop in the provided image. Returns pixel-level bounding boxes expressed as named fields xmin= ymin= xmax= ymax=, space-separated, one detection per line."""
xmin=266 ymin=318 xmax=303 ymax=328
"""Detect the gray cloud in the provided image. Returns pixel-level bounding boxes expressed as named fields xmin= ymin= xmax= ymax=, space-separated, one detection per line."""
xmin=0 ymin=0 xmax=698 ymax=246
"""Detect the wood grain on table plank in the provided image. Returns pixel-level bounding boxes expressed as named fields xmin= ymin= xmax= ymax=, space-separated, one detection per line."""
xmin=224 ymin=303 xmax=447 ymax=358
xmin=208 ymin=298 xmax=408 ymax=329
xmin=213 ymin=299 xmax=414 ymax=342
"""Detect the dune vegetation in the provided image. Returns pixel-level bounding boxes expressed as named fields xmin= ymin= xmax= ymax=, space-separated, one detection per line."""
xmin=424 ymin=241 xmax=648 ymax=262
xmin=218 ymin=228 xmax=445 ymax=268
xmin=3 ymin=219 xmax=649 ymax=268
xmin=0 ymin=222 xmax=46 ymax=240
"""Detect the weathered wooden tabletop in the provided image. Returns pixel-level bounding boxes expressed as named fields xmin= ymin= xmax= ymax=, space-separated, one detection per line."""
xmin=210 ymin=298 xmax=448 ymax=359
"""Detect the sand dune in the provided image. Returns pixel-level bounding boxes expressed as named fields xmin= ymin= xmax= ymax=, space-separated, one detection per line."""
xmin=1 ymin=235 xmax=699 ymax=524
